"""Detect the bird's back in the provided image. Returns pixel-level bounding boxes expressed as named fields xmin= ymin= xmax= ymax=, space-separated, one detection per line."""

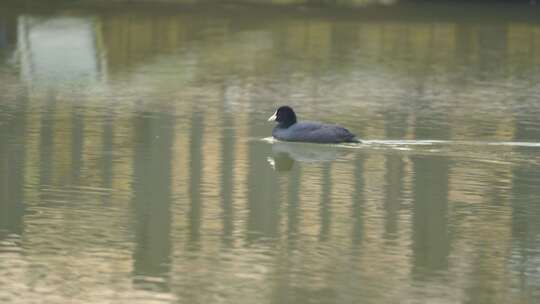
xmin=273 ymin=121 xmax=359 ymax=143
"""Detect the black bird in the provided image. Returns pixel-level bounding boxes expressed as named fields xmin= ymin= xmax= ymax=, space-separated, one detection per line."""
xmin=268 ymin=106 xmax=360 ymax=144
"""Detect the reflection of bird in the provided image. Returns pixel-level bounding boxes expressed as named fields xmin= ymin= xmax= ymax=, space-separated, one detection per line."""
xmin=268 ymin=106 xmax=360 ymax=144
xmin=267 ymin=154 xmax=295 ymax=172
xmin=267 ymin=141 xmax=351 ymax=172
xmin=272 ymin=141 xmax=349 ymax=162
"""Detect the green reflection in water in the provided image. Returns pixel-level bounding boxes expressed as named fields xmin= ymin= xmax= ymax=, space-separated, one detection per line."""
xmin=0 ymin=2 xmax=540 ymax=304
xmin=132 ymin=112 xmax=174 ymax=291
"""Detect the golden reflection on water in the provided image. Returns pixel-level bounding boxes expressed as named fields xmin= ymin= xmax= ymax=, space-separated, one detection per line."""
xmin=1 ymin=3 xmax=540 ymax=304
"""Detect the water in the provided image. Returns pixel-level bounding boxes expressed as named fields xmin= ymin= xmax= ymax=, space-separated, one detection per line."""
xmin=1 ymin=2 xmax=540 ymax=303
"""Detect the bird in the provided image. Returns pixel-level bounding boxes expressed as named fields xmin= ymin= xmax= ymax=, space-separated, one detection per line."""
xmin=268 ymin=106 xmax=360 ymax=144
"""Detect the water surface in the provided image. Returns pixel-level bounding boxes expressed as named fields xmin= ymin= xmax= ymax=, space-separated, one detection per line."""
xmin=1 ymin=3 xmax=540 ymax=303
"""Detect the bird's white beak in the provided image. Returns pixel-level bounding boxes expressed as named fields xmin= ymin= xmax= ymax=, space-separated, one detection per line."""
xmin=267 ymin=111 xmax=277 ymax=122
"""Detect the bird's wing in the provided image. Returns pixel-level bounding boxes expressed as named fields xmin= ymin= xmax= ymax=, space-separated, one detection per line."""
xmin=289 ymin=122 xmax=355 ymax=143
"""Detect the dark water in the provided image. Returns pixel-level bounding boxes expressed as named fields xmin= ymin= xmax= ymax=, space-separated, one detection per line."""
xmin=1 ymin=3 xmax=540 ymax=303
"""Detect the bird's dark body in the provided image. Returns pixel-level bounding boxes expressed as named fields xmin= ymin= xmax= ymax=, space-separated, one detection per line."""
xmin=272 ymin=121 xmax=359 ymax=143
xmin=268 ymin=106 xmax=360 ymax=144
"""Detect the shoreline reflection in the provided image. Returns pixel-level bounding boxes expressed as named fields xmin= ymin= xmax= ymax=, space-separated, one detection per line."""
xmin=1 ymin=3 xmax=540 ymax=304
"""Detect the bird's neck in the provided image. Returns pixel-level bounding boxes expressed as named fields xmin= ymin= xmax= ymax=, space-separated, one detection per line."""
xmin=278 ymin=119 xmax=296 ymax=129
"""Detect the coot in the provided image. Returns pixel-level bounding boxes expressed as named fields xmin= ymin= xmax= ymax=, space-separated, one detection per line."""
xmin=268 ymin=106 xmax=360 ymax=144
